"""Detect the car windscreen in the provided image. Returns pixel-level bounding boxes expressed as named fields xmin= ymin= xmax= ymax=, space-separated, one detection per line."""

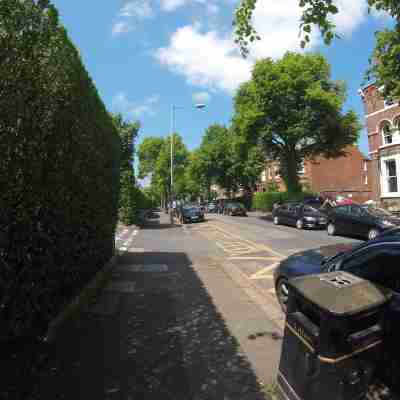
xmin=305 ymin=201 xmax=322 ymax=210
xmin=304 ymin=205 xmax=320 ymax=213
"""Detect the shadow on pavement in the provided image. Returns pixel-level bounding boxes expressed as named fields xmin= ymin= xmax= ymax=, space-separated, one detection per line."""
xmin=140 ymin=219 xmax=181 ymax=230
xmin=258 ymin=215 xmax=273 ymax=223
xmin=35 ymin=250 xmax=268 ymax=400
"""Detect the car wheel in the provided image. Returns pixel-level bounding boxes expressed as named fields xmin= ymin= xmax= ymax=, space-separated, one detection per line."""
xmin=277 ymin=278 xmax=290 ymax=313
xmin=327 ymin=222 xmax=336 ymax=236
xmin=273 ymin=216 xmax=279 ymax=225
xmin=368 ymin=229 xmax=379 ymax=241
xmin=296 ymin=219 xmax=303 ymax=230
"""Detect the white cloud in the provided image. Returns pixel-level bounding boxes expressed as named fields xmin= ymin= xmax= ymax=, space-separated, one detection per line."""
xmin=119 ymin=0 xmax=153 ymax=18
xmin=111 ymin=21 xmax=133 ymax=36
xmin=112 ymin=92 xmax=160 ymax=118
xmin=206 ymin=3 xmax=219 ymax=15
xmin=160 ymin=0 xmax=187 ymax=12
xmin=155 ymin=25 xmax=252 ymax=93
xmin=331 ymin=0 xmax=367 ymax=37
xmin=154 ymin=0 xmax=388 ymax=94
xmin=112 ymin=0 xmax=153 ymax=37
xmin=192 ymin=91 xmax=211 ymax=104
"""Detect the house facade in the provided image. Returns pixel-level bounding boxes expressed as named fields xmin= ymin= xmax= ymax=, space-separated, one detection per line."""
xmin=257 ymin=146 xmax=372 ymax=203
xmin=359 ymin=84 xmax=400 ymax=211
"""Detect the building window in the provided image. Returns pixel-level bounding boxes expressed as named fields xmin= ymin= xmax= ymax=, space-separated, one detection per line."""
xmin=364 ymin=175 xmax=368 ymax=185
xmin=363 ymin=160 xmax=368 ymax=172
xmin=268 ymin=167 xmax=272 ymax=179
xmin=275 ymin=167 xmax=280 ymax=178
xmin=385 ymin=159 xmax=398 ymax=193
xmin=298 ymin=161 xmax=305 ymax=174
xmin=394 ymin=117 xmax=400 ymax=133
xmin=382 ymin=122 xmax=393 ymax=145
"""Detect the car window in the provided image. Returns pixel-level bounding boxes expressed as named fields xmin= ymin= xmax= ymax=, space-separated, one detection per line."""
xmin=279 ymin=205 xmax=288 ymax=212
xmin=350 ymin=205 xmax=364 ymax=217
xmin=303 ymin=205 xmax=315 ymax=213
xmin=335 ymin=205 xmax=350 ymax=215
xmin=341 ymin=244 xmax=400 ymax=291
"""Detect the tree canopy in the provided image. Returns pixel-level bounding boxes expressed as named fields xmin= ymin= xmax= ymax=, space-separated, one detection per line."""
xmin=232 ymin=52 xmax=360 ymax=194
xmin=234 ymin=0 xmax=400 ymax=99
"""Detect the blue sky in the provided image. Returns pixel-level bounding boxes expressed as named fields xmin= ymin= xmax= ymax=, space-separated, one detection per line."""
xmin=52 ymin=0 xmax=394 ymax=159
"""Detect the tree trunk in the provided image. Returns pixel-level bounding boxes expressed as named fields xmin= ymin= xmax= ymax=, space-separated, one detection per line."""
xmin=280 ymin=149 xmax=302 ymax=195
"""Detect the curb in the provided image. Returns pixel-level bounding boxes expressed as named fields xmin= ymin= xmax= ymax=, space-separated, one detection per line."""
xmin=220 ymin=260 xmax=285 ymax=333
xmin=45 ymin=253 xmax=119 ymax=342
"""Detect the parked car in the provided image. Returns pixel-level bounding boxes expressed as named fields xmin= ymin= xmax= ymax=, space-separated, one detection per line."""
xmin=272 ymin=201 xmax=328 ymax=229
xmin=207 ymin=202 xmax=217 ymax=213
xmin=224 ymin=202 xmax=247 ymax=216
xmin=326 ymin=204 xmax=400 ymax=240
xmin=180 ymin=205 xmax=205 ymax=224
xmin=273 ymin=235 xmax=400 ymax=313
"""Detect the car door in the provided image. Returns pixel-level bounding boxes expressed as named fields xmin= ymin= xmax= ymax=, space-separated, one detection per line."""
xmin=338 ymin=243 xmax=400 ymax=367
xmin=330 ymin=205 xmax=351 ymax=234
xmin=348 ymin=205 xmax=370 ymax=237
xmin=285 ymin=204 xmax=297 ymax=226
xmin=278 ymin=204 xmax=290 ymax=225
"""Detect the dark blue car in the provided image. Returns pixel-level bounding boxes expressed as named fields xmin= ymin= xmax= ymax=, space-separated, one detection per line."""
xmin=273 ymin=228 xmax=400 ymax=312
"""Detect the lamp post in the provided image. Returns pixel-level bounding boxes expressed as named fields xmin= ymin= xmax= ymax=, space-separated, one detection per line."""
xmin=169 ymin=103 xmax=206 ymax=224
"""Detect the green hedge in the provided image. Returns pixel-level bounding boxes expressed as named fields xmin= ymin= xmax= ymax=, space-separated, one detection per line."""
xmin=0 ymin=1 xmax=120 ymax=339
xmin=252 ymin=191 xmax=317 ymax=212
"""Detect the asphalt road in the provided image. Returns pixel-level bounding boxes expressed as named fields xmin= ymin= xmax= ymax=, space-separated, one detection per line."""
xmin=183 ymin=211 xmax=361 ymax=328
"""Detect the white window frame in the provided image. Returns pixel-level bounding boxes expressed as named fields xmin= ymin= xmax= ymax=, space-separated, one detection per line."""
xmin=382 ymin=122 xmax=393 ymax=145
xmin=298 ymin=160 xmax=305 ymax=174
xmin=380 ymin=155 xmax=400 ymax=198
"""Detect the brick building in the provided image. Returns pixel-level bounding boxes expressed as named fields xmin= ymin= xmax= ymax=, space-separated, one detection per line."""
xmin=359 ymin=83 xmax=400 ymax=211
xmin=257 ymin=146 xmax=372 ymax=203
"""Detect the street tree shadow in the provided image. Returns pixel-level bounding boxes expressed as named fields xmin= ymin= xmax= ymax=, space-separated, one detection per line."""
xmin=35 ymin=250 xmax=270 ymax=400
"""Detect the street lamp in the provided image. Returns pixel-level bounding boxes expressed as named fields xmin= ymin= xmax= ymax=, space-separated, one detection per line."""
xmin=169 ymin=103 xmax=206 ymax=224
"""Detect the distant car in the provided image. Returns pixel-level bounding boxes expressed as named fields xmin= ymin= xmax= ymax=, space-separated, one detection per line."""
xmin=273 ymin=235 xmax=400 ymax=313
xmin=224 ymin=202 xmax=247 ymax=216
xmin=207 ymin=202 xmax=217 ymax=213
xmin=180 ymin=205 xmax=205 ymax=224
xmin=272 ymin=201 xmax=328 ymax=229
xmin=326 ymin=204 xmax=400 ymax=240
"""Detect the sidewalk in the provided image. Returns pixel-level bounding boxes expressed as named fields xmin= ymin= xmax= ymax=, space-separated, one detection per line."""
xmin=34 ymin=215 xmax=279 ymax=399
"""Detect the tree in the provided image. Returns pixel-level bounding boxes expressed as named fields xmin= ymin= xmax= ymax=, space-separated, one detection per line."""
xmin=234 ymin=0 xmax=400 ymax=99
xmin=112 ymin=114 xmax=140 ymax=225
xmin=140 ymin=134 xmax=190 ymax=202
xmin=196 ymin=124 xmax=238 ymax=196
xmin=137 ymin=137 xmax=164 ymax=179
xmin=232 ymin=52 xmax=360 ymax=194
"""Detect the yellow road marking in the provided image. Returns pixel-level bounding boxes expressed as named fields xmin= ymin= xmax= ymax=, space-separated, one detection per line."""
xmin=209 ymin=223 xmax=285 ymax=258
xmin=249 ymin=262 xmax=280 ymax=280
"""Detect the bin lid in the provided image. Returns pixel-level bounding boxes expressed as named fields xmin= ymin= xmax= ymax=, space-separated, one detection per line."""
xmin=290 ymin=271 xmax=392 ymax=317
